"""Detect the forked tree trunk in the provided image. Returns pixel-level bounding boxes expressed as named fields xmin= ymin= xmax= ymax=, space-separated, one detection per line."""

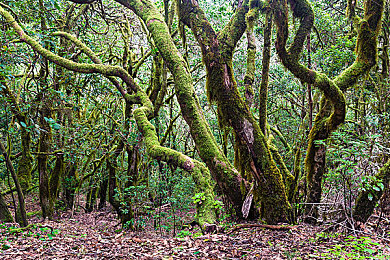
xmin=272 ymin=0 xmax=384 ymax=223
xmin=177 ymin=0 xmax=292 ymax=223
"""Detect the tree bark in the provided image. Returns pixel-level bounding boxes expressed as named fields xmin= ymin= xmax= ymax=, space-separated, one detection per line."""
xmin=114 ymin=0 xmax=248 ymax=216
xmin=38 ymin=94 xmax=53 ymax=219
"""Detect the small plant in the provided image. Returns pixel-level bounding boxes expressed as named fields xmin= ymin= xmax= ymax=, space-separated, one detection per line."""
xmin=193 ymin=232 xmax=202 ymax=238
xmin=176 ymin=230 xmax=191 ymax=238
xmin=1 ymin=243 xmax=10 ymax=250
xmin=192 ymin=192 xmax=206 ymax=205
xmin=212 ymin=200 xmax=223 ymax=210
xmin=313 ymin=235 xmax=387 ymax=259
xmin=360 ymin=176 xmax=385 ymax=201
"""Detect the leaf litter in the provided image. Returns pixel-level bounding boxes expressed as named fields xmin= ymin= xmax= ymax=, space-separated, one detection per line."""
xmin=0 ymin=194 xmax=389 ymax=259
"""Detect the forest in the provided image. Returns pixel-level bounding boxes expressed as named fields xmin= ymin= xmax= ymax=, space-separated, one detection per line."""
xmin=0 ymin=0 xmax=389 ymax=258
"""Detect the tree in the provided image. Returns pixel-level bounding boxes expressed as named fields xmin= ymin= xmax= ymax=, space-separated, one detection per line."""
xmin=0 ymin=0 xmax=386 ymax=228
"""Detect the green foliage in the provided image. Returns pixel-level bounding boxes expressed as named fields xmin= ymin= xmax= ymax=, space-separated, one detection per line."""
xmin=360 ymin=175 xmax=385 ymax=201
xmin=176 ymin=229 xmax=192 ymax=238
xmin=313 ymin=235 xmax=388 ymax=259
xmin=321 ymin=123 xmax=378 ymax=207
xmin=191 ymin=192 xmax=206 ymax=205
xmin=44 ymin=117 xmax=61 ymax=130
xmin=0 ymin=0 xmax=388 ymax=241
xmin=0 ymin=223 xmax=60 ymax=242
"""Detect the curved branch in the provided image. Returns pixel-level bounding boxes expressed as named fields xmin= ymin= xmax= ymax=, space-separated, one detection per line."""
xmin=274 ymin=0 xmax=345 ymax=130
xmin=0 ymin=9 xmax=135 ymax=95
xmin=115 ymin=0 xmax=246 ymax=214
xmin=335 ymin=0 xmax=384 ymax=91
xmin=133 ymin=107 xmax=217 ymax=226
xmin=176 ymin=0 xmax=218 ymax=64
xmin=2 ymin=3 xmax=219 ymax=225
xmin=50 ymin=31 xmax=154 ymax=116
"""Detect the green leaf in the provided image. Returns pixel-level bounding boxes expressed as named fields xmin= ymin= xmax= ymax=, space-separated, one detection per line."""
xmin=367 ymin=193 xmax=373 ymax=201
xmin=54 ymin=1 xmax=60 ymax=10
xmin=20 ymin=121 xmax=26 ymax=128
xmin=52 ymin=123 xmax=61 ymax=130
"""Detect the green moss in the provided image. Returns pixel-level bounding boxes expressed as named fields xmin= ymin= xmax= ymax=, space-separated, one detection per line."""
xmin=269 ymin=144 xmax=294 ymax=194
xmin=289 ymin=148 xmax=301 ymax=204
xmin=0 ymin=194 xmax=13 ymax=223
xmin=17 ymin=129 xmax=33 ymax=192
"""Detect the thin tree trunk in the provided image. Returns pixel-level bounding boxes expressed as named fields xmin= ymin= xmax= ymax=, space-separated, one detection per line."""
xmin=0 ymin=140 xmax=28 ymax=227
xmin=259 ymin=9 xmax=272 ymax=135
xmin=38 ymin=98 xmax=53 ymax=219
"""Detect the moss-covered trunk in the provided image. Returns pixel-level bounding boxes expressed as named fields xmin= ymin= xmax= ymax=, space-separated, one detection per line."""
xmin=98 ymin=175 xmax=108 ymax=209
xmin=49 ymin=153 xmax=65 ymax=212
xmin=304 ymin=0 xmax=384 ymax=221
xmin=38 ymin=96 xmax=53 ymax=219
xmin=86 ymin=178 xmax=98 ymax=212
xmin=272 ymin=0 xmax=384 ymax=222
xmin=64 ymin=162 xmax=78 ymax=209
xmin=0 ymin=140 xmax=28 ymax=227
xmin=115 ymin=0 xmax=247 ymax=216
xmin=18 ymin=130 xmax=33 ymax=193
xmin=107 ymin=142 xmax=134 ymax=228
xmin=176 ymin=0 xmax=292 ymax=223
xmin=0 ymin=193 xmax=13 ymax=223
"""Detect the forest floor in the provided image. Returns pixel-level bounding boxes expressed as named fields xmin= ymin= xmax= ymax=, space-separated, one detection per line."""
xmin=0 ymin=193 xmax=390 ymax=259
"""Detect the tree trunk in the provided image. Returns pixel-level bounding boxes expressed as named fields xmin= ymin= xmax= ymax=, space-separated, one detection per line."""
xmin=115 ymin=0 xmax=247 ymax=218
xmin=49 ymin=153 xmax=65 ymax=213
xmin=0 ymin=140 xmax=28 ymax=227
xmin=38 ymin=96 xmax=53 ymax=219
xmin=107 ymin=142 xmax=134 ymax=228
xmin=176 ymin=0 xmax=292 ymax=223
xmin=353 ymin=160 xmax=390 ymax=223
xmin=0 ymin=77 xmax=33 ymax=193
xmin=64 ymin=163 xmax=78 ymax=209
xmin=0 ymin=193 xmax=13 ymax=223
xmin=272 ymin=0 xmax=384 ymax=222
xmin=98 ymin=176 xmax=108 ymax=210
